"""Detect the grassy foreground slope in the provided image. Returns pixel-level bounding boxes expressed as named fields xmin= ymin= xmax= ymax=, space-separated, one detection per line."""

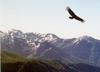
xmin=1 ymin=50 xmax=26 ymax=63
xmin=1 ymin=50 xmax=76 ymax=72
xmin=1 ymin=50 xmax=100 ymax=72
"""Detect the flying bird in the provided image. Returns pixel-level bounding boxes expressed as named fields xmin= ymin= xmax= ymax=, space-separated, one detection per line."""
xmin=66 ymin=6 xmax=85 ymax=23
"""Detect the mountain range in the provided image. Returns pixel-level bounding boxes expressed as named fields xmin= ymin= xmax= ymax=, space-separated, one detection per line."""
xmin=1 ymin=29 xmax=100 ymax=68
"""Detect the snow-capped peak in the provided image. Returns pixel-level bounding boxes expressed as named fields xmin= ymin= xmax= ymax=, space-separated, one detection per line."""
xmin=73 ymin=36 xmax=95 ymax=45
xmin=78 ymin=35 xmax=96 ymax=43
xmin=79 ymin=36 xmax=93 ymax=40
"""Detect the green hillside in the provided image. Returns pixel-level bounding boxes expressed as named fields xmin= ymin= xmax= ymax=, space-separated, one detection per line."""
xmin=1 ymin=50 xmax=100 ymax=72
xmin=0 ymin=50 xmax=60 ymax=72
xmin=1 ymin=50 xmax=26 ymax=63
xmin=1 ymin=50 xmax=74 ymax=72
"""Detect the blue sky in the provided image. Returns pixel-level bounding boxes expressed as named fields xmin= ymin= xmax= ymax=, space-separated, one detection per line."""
xmin=0 ymin=0 xmax=100 ymax=39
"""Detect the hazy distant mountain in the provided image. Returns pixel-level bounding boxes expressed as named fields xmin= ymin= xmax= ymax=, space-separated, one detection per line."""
xmin=69 ymin=36 xmax=100 ymax=66
xmin=1 ymin=29 xmax=100 ymax=67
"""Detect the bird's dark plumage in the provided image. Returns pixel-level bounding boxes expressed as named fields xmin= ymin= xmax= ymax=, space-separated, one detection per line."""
xmin=66 ymin=7 xmax=85 ymax=23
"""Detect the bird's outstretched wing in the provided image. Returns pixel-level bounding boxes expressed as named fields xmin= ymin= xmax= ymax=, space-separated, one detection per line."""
xmin=66 ymin=7 xmax=76 ymax=17
xmin=66 ymin=6 xmax=85 ymax=23
xmin=75 ymin=16 xmax=85 ymax=22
